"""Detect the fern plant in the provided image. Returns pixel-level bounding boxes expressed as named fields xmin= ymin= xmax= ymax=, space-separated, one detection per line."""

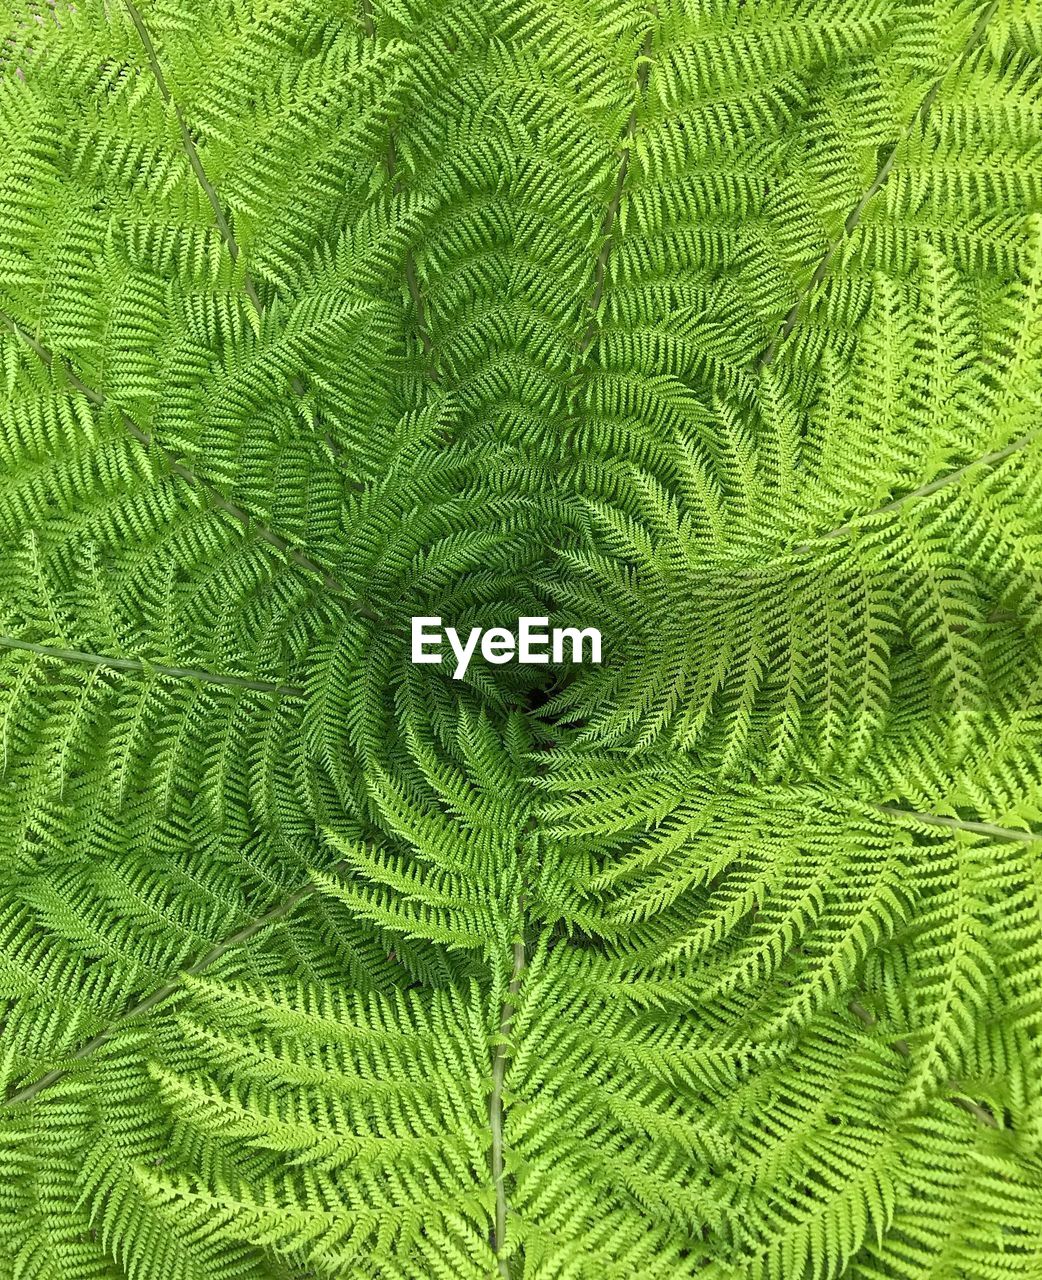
xmin=0 ymin=0 xmax=1041 ymax=1277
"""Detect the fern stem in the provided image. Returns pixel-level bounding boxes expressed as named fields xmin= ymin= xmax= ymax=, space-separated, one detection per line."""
xmin=403 ymin=230 xmax=440 ymax=375
xmin=563 ymin=9 xmax=656 ymax=461
xmin=746 ymin=428 xmax=1039 ymax=573
xmin=798 ymin=430 xmax=1039 ymax=549
xmin=2 ymin=864 xmax=351 ymax=1106
xmin=758 ymin=0 xmax=1001 ymax=369
xmin=490 ymin=924 xmax=526 ymax=1277
xmin=121 ymin=0 xmax=364 ymax=474
xmin=0 ymin=635 xmax=305 ymax=697
xmin=121 ymin=0 xmax=263 ymax=316
xmin=359 ymin=0 xmax=441 ymax=383
xmin=358 ymin=0 xmax=376 ymax=40
xmin=873 ymin=802 xmax=1042 ymax=844
xmin=848 ymin=1000 xmax=998 ymax=1127
xmin=581 ymin=15 xmax=656 ymax=352
xmin=0 ymin=309 xmax=380 ymax=622
xmin=586 ymin=14 xmax=655 ymax=343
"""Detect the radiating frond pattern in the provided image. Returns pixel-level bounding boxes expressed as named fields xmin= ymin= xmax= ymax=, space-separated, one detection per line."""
xmin=0 ymin=0 xmax=1040 ymax=1277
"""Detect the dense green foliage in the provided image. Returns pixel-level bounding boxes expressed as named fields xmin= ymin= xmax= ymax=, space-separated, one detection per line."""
xmin=0 ymin=0 xmax=1041 ymax=1276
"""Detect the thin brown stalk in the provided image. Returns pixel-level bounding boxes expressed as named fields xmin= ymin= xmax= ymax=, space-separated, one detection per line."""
xmin=489 ymin=923 xmax=526 ymax=1278
xmin=759 ymin=1 xmax=1000 ymax=369
xmin=581 ymin=21 xmax=656 ymax=353
xmin=122 ymin=0 xmax=371 ymax=474
xmin=121 ymin=0 xmax=262 ymax=316
xmin=4 ymin=864 xmax=352 ymax=1106
xmin=848 ymin=999 xmax=998 ymax=1127
xmin=0 ymin=636 xmax=305 ymax=696
xmin=562 ymin=11 xmax=656 ymax=462
xmin=744 ymin=429 xmax=1038 ymax=576
xmin=360 ymin=0 xmax=440 ymax=381
xmin=0 ymin=309 xmax=379 ymax=621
